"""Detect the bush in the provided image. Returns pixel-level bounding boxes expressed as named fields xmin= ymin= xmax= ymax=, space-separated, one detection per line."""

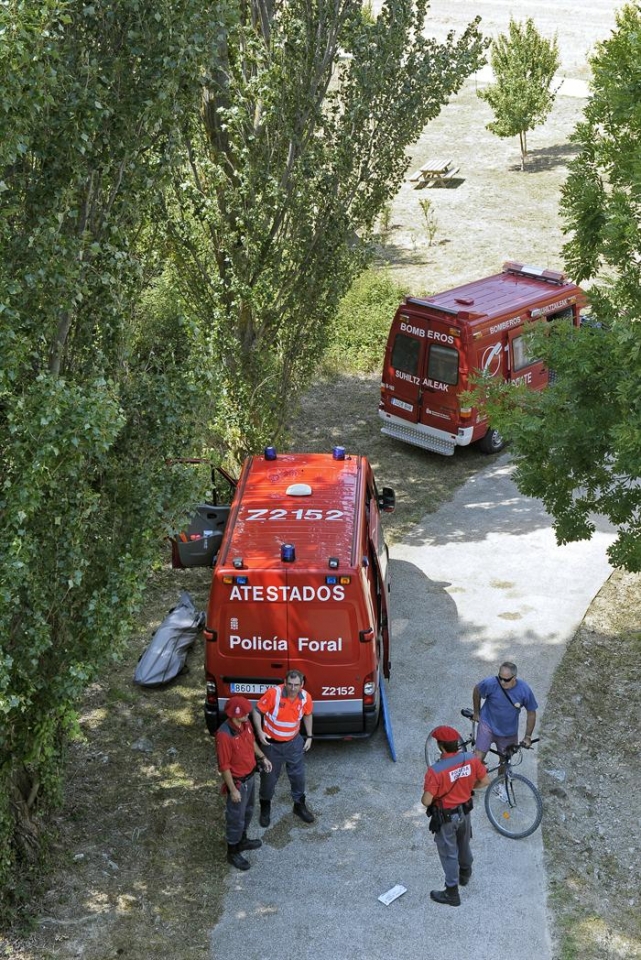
xmin=324 ymin=269 xmax=405 ymax=373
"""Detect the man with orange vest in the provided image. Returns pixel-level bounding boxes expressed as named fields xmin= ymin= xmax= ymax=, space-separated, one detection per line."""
xmin=252 ymin=669 xmax=315 ymax=826
xmin=216 ymin=695 xmax=273 ymax=870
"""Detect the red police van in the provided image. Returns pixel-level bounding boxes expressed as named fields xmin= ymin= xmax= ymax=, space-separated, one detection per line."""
xmin=200 ymin=448 xmax=395 ymax=738
xmin=379 ymin=261 xmax=588 ymax=456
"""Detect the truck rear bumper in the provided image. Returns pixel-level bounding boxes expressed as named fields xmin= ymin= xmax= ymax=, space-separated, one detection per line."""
xmin=206 ymin=697 xmax=379 ymax=739
xmin=379 ymin=411 xmax=474 ymax=455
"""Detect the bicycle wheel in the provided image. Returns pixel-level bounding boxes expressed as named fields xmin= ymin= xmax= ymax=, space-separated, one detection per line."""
xmin=424 ymin=736 xmax=440 ymax=767
xmin=484 ymin=773 xmax=543 ymax=839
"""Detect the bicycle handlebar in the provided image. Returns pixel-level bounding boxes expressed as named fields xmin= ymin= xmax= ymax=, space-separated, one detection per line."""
xmin=459 ymin=708 xmax=540 ymax=753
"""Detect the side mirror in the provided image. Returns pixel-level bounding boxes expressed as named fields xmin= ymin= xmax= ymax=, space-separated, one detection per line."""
xmin=378 ymin=487 xmax=396 ymax=514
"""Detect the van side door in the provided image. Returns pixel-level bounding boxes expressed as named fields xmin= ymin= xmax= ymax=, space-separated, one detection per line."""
xmin=171 ymin=504 xmax=230 ymax=568
xmin=366 ymin=480 xmax=392 ymax=678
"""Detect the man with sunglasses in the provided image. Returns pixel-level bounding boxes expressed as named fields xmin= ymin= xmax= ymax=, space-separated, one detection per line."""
xmin=472 ymin=661 xmax=538 ymax=766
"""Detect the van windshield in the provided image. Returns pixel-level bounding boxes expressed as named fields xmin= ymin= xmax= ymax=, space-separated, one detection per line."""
xmin=427 ymin=344 xmax=458 ymax=385
xmin=391 ymin=333 xmax=420 ymax=375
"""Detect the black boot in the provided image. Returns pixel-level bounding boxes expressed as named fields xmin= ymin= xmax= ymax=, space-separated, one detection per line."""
xmin=459 ymin=867 xmax=472 ymax=886
xmin=238 ymin=831 xmax=262 ymax=851
xmin=293 ymin=795 xmax=315 ymax=823
xmin=430 ymin=885 xmax=461 ymax=907
xmin=226 ymin=843 xmax=250 ymax=871
xmin=259 ymin=801 xmax=271 ymax=827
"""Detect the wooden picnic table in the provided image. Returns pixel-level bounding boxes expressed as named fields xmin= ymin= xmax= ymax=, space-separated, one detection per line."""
xmin=408 ymin=158 xmax=460 ymax=188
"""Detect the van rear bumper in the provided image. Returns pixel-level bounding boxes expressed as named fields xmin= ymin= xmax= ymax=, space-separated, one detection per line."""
xmin=379 ymin=411 xmax=474 ymax=455
xmin=206 ymin=697 xmax=379 ymax=739
xmin=313 ymin=698 xmax=379 ymax=738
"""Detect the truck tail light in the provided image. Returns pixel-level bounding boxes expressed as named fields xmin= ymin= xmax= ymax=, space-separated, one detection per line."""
xmin=460 ymin=405 xmax=472 ymax=419
xmin=206 ymin=681 xmax=218 ymax=705
xmin=359 ymin=627 xmax=374 ymax=643
xmin=363 ymin=673 xmax=376 ymax=705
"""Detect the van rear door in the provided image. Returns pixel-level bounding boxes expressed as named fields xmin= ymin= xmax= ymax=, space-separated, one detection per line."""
xmin=419 ymin=316 xmax=462 ymax=427
xmin=213 ymin=571 xmax=289 ymax=697
xmin=381 ymin=315 xmax=427 ymax=423
xmin=286 ymin=572 xmax=367 ymax=734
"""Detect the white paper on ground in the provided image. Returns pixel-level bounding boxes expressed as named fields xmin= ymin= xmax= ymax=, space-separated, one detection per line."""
xmin=377 ymin=884 xmax=407 ymax=906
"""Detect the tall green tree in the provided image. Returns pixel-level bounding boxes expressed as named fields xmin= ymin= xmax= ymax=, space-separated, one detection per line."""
xmin=472 ymin=3 xmax=641 ymax=572
xmin=0 ymin=0 xmax=216 ymax=901
xmin=163 ymin=0 xmax=487 ymax=459
xmin=0 ymin=0 xmax=484 ymax=906
xmin=478 ymin=17 xmax=559 ymax=169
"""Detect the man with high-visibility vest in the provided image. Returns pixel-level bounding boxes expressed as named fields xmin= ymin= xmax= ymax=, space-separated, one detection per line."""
xmin=252 ymin=669 xmax=315 ymax=826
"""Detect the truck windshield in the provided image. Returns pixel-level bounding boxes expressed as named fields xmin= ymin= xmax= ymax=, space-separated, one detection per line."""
xmin=427 ymin=344 xmax=458 ymax=385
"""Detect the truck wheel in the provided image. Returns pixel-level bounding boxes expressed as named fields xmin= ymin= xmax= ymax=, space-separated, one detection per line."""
xmin=477 ymin=427 xmax=504 ymax=455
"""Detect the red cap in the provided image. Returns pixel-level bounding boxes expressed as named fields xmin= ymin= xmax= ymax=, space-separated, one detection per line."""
xmin=225 ymin=696 xmax=252 ymax=718
xmin=430 ymin=725 xmax=461 ymax=743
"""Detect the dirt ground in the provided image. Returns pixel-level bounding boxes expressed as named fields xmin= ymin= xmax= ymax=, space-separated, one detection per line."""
xmin=3 ymin=3 xmax=640 ymax=959
xmin=541 ymin=570 xmax=641 ymax=960
xmin=380 ymin=85 xmax=584 ymax=296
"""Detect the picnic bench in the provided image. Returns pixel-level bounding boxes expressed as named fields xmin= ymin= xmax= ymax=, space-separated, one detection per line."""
xmin=408 ymin=158 xmax=460 ymax=188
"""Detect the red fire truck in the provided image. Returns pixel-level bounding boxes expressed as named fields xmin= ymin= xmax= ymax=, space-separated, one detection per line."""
xmin=199 ymin=448 xmax=395 ymax=738
xmin=379 ymin=261 xmax=588 ymax=456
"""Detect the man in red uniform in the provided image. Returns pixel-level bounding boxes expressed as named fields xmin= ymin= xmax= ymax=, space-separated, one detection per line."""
xmin=252 ymin=669 xmax=314 ymax=826
xmin=421 ymin=724 xmax=490 ymax=906
xmin=216 ymin=695 xmax=272 ymax=871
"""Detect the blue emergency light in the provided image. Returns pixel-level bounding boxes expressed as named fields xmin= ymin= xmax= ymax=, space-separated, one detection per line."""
xmin=281 ymin=543 xmax=296 ymax=562
xmin=264 ymin=446 xmax=277 ymax=460
xmin=332 ymin=446 xmax=345 ymax=460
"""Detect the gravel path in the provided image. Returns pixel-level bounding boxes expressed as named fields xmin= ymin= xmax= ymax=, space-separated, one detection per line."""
xmin=209 ymin=456 xmax=614 ymax=960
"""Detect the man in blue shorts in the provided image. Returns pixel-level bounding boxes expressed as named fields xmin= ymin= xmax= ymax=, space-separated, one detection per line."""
xmin=472 ymin=661 xmax=538 ymax=771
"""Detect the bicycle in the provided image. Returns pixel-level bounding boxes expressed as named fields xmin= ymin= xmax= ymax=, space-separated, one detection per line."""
xmin=424 ymin=708 xmax=543 ymax=840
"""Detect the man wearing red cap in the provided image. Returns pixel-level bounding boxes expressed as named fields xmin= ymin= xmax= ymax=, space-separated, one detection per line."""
xmin=421 ymin=724 xmax=489 ymax=906
xmin=216 ymin=695 xmax=272 ymax=871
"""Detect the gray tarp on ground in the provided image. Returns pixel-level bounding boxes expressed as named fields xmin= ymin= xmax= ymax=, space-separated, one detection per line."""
xmin=134 ymin=591 xmax=205 ymax=687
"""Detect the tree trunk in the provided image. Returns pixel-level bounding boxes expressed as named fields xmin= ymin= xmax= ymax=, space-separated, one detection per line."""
xmin=519 ymin=130 xmax=527 ymax=170
xmin=9 ymin=768 xmax=42 ymax=864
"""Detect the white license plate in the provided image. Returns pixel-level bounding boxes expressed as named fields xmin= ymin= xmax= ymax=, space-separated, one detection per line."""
xmin=391 ymin=397 xmax=413 ymax=412
xmin=230 ymin=682 xmax=273 ymax=694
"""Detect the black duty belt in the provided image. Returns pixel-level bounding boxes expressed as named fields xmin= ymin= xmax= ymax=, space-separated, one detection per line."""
xmin=441 ymin=798 xmax=474 ymax=820
xmin=236 ymin=769 xmax=257 ymax=784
